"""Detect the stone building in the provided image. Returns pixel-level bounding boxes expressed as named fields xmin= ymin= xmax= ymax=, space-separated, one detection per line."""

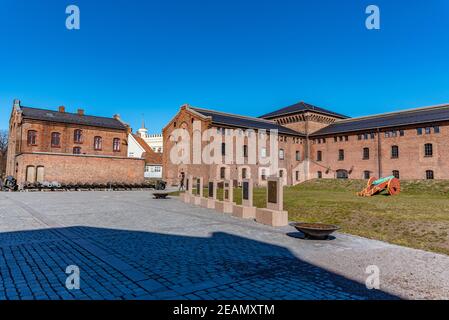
xmin=162 ymin=101 xmax=449 ymax=186
xmin=6 ymin=99 xmax=145 ymax=185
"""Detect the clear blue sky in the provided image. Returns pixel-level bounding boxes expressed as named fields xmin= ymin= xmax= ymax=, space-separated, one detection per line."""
xmin=1 ymin=0 xmax=449 ymax=133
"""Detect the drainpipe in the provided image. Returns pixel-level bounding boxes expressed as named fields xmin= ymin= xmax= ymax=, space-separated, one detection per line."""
xmin=377 ymin=128 xmax=381 ymax=177
xmin=305 ymin=117 xmax=310 ymax=180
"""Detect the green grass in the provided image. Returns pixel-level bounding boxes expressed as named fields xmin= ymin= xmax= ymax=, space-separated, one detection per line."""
xmin=171 ymin=179 xmax=449 ymax=255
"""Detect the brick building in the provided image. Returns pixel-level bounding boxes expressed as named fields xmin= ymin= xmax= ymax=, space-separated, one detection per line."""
xmin=162 ymin=101 xmax=449 ymax=186
xmin=6 ymin=100 xmax=145 ymax=186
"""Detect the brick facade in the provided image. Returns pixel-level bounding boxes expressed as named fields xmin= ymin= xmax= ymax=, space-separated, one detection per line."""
xmin=163 ymin=103 xmax=449 ymax=185
xmin=6 ymin=100 xmax=145 ymax=185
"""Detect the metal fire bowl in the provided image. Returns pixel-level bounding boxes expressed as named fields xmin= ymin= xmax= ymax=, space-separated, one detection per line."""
xmin=293 ymin=223 xmax=340 ymax=240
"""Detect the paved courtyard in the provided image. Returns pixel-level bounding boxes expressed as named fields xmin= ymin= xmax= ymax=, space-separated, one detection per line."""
xmin=0 ymin=191 xmax=448 ymax=300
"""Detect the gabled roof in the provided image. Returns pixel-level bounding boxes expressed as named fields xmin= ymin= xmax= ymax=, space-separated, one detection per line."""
xmin=133 ymin=134 xmax=162 ymax=165
xmin=20 ymin=106 xmax=127 ymax=130
xmin=190 ymin=107 xmax=305 ymax=136
xmin=259 ymin=101 xmax=349 ymax=120
xmin=312 ymin=103 xmax=449 ymax=136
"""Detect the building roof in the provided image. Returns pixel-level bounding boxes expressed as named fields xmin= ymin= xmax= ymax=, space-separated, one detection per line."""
xmin=259 ymin=101 xmax=349 ymax=120
xmin=20 ymin=106 xmax=127 ymax=130
xmin=312 ymin=103 xmax=449 ymax=136
xmin=190 ymin=107 xmax=305 ymax=136
xmin=133 ymin=134 xmax=162 ymax=165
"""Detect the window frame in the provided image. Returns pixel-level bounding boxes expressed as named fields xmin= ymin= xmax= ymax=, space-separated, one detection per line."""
xmin=27 ymin=130 xmax=37 ymax=146
xmin=74 ymin=129 xmax=83 ymax=144
xmin=424 ymin=143 xmax=433 ymax=157
xmin=338 ymin=149 xmax=344 ymax=161
xmin=391 ymin=145 xmax=399 ymax=159
xmin=426 ymin=170 xmax=434 ymax=180
xmin=113 ymin=138 xmax=121 ymax=152
xmin=363 ymin=147 xmax=370 ymax=160
xmin=94 ymin=136 xmax=103 ymax=151
xmin=51 ymin=132 xmax=61 ymax=148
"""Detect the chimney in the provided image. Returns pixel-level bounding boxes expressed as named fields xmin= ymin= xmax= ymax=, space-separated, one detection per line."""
xmin=13 ymin=99 xmax=20 ymax=110
xmin=77 ymin=109 xmax=84 ymax=116
xmin=113 ymin=114 xmax=120 ymax=120
xmin=58 ymin=106 xmax=65 ymax=113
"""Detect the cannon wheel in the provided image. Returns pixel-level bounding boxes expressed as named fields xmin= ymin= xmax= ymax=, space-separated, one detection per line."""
xmin=387 ymin=178 xmax=401 ymax=196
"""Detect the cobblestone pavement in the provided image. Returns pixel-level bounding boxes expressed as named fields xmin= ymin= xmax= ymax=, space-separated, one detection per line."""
xmin=1 ymin=191 xmax=448 ymax=300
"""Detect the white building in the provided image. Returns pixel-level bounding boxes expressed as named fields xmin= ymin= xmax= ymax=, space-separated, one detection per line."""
xmin=128 ymin=133 xmax=163 ymax=179
xmin=136 ymin=127 xmax=163 ymax=153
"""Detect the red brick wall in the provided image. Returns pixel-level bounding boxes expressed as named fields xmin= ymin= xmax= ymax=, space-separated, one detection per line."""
xmin=16 ymin=153 xmax=144 ymax=184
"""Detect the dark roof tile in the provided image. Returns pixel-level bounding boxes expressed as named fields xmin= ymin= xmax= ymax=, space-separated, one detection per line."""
xmin=259 ymin=101 xmax=348 ymax=119
xmin=191 ymin=107 xmax=305 ymax=136
xmin=21 ymin=106 xmax=127 ymax=130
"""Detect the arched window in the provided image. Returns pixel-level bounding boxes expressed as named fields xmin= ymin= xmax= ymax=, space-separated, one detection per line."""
xmin=94 ymin=136 xmax=102 ymax=150
xmin=242 ymin=168 xmax=247 ymax=179
xmin=27 ymin=130 xmax=37 ymax=145
xmin=261 ymin=169 xmax=267 ymax=181
xmin=113 ymin=138 xmax=121 ymax=152
xmin=426 ymin=170 xmax=434 ymax=180
xmin=279 ymin=149 xmax=285 ymax=160
xmin=364 ymin=171 xmax=370 ymax=179
xmin=51 ymin=132 xmax=61 ymax=147
xmin=74 ymin=129 xmax=82 ymax=143
xmin=73 ymin=147 xmax=81 ymax=154
xmin=220 ymin=167 xmax=226 ymax=179
xmin=363 ymin=148 xmax=370 ymax=160
xmin=424 ymin=143 xmax=433 ymax=157
xmin=336 ymin=169 xmax=348 ymax=179
xmin=391 ymin=145 xmax=399 ymax=159
xmin=392 ymin=170 xmax=400 ymax=179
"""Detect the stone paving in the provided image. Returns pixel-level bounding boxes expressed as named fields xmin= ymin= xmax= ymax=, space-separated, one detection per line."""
xmin=0 ymin=191 xmax=448 ymax=300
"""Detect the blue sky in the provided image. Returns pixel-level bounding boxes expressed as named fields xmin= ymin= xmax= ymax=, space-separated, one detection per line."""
xmin=1 ymin=0 xmax=449 ymax=133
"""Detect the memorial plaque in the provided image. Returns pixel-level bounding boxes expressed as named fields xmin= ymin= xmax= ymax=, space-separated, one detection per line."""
xmin=268 ymin=180 xmax=277 ymax=204
xmin=242 ymin=181 xmax=249 ymax=200
xmin=196 ymin=179 xmax=200 ymax=195
xmin=208 ymin=182 xmax=214 ymax=198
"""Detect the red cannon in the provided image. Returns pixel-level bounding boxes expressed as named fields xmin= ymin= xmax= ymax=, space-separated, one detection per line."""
xmin=357 ymin=176 xmax=401 ymax=197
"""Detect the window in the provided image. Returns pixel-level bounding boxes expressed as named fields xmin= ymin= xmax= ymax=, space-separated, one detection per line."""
xmin=243 ymin=145 xmax=248 ymax=157
xmin=434 ymin=126 xmax=440 ymax=134
xmin=279 ymin=170 xmax=283 ymax=178
xmin=113 ymin=138 xmax=121 ymax=152
xmin=261 ymin=169 xmax=266 ymax=181
xmin=364 ymin=171 xmax=370 ymax=179
xmin=51 ymin=132 xmax=61 ymax=147
xmin=391 ymin=131 xmax=397 ymax=137
xmin=399 ymin=130 xmax=404 ymax=137
xmin=295 ymin=151 xmax=300 ymax=161
xmin=363 ymin=147 xmax=370 ymax=160
xmin=370 ymin=132 xmax=375 ymax=139
xmin=220 ymin=167 xmax=226 ymax=179
xmin=424 ymin=143 xmax=433 ymax=157
xmin=94 ymin=136 xmax=102 ymax=150
xmin=336 ymin=170 xmax=348 ymax=179
xmin=317 ymin=151 xmax=322 ymax=162
xmin=385 ymin=132 xmax=390 ymax=138
xmin=392 ymin=170 xmax=400 ymax=179
xmin=391 ymin=145 xmax=399 ymax=159
xmin=173 ymin=122 xmax=177 ymax=128
xmin=334 ymin=137 xmax=337 ymax=142
xmin=242 ymin=168 xmax=247 ymax=179
xmin=295 ymin=171 xmax=299 ymax=181
xmin=317 ymin=171 xmax=322 ymax=179
xmin=425 ymin=127 xmax=431 ymax=134
xmin=27 ymin=130 xmax=37 ymax=145
xmin=73 ymin=147 xmax=81 ymax=154
xmin=426 ymin=170 xmax=434 ymax=180
xmin=279 ymin=149 xmax=285 ymax=160
xmin=364 ymin=133 xmax=368 ymax=140
xmin=339 ymin=136 xmax=343 ymax=142
xmin=357 ymin=135 xmax=362 ymax=141
xmin=154 ymin=166 xmax=161 ymax=173
xmin=345 ymin=136 xmax=349 ymax=141
xmin=417 ymin=128 xmax=422 ymax=135
xmin=74 ymin=129 xmax=82 ymax=143
xmin=221 ymin=142 xmax=226 ymax=156
xmin=261 ymin=147 xmax=267 ymax=158
xmin=338 ymin=149 xmax=344 ymax=161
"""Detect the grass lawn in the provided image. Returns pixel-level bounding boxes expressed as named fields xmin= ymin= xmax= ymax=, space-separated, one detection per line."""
xmin=173 ymin=179 xmax=449 ymax=255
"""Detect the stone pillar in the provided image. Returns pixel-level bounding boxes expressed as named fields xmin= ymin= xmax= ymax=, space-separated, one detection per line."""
xmin=232 ymin=178 xmax=256 ymax=219
xmin=221 ymin=180 xmax=234 ymax=213
xmin=203 ymin=180 xmax=216 ymax=209
xmin=256 ymin=177 xmax=288 ymax=227
xmin=193 ymin=176 xmax=203 ymax=205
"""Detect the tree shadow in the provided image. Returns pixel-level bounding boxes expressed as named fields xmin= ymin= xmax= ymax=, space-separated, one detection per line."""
xmin=0 ymin=226 xmax=400 ymax=300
